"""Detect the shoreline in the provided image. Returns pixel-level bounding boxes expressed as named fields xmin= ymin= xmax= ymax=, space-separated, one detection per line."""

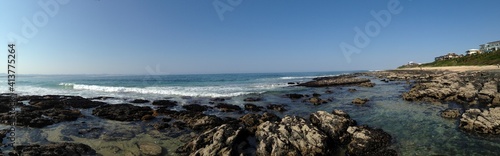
xmin=395 ymin=65 xmax=500 ymax=72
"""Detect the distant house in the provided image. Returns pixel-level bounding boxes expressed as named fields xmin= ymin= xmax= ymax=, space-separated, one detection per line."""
xmin=435 ymin=52 xmax=462 ymax=61
xmin=466 ymin=49 xmax=482 ymax=55
xmin=480 ymin=40 xmax=500 ymax=52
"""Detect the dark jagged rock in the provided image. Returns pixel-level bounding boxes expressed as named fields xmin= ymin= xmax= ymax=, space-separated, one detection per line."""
xmin=152 ymin=100 xmax=178 ymax=107
xmin=256 ymin=116 xmax=331 ymax=156
xmin=441 ymin=108 xmax=461 ymax=119
xmin=285 ymin=94 xmax=305 ymax=99
xmin=310 ymin=110 xmax=356 ymax=144
xmin=182 ymin=104 xmax=210 ymax=112
xmin=92 ymin=104 xmax=154 ymax=121
xmin=352 ymin=98 xmax=369 ymax=104
xmin=243 ymin=97 xmax=262 ymax=102
xmin=298 ymin=75 xmax=371 ymax=87
xmin=13 ymin=143 xmax=97 ymax=156
xmin=459 ymin=107 xmax=500 ymax=135
xmin=266 ymin=104 xmax=287 ymax=112
xmin=215 ymin=103 xmax=242 ymax=112
xmin=244 ymin=104 xmax=263 ymax=112
xmin=90 ymin=96 xmax=115 ymax=100
xmin=62 ymin=98 xmax=107 ymax=109
xmin=130 ymin=99 xmax=150 ymax=103
xmin=346 ymin=126 xmax=395 ymax=156
xmin=154 ymin=110 xmax=223 ymax=131
xmin=239 ymin=113 xmax=280 ymax=134
xmin=0 ymin=108 xmax=82 ymax=128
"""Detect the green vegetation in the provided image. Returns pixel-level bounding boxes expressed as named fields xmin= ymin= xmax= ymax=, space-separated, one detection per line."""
xmin=399 ymin=50 xmax=500 ymax=68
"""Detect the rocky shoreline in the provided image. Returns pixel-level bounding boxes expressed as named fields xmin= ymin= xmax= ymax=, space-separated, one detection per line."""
xmin=0 ymin=69 xmax=499 ymax=155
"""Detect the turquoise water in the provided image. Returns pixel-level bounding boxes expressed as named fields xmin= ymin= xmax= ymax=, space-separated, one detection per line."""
xmin=1 ymin=71 xmax=500 ymax=155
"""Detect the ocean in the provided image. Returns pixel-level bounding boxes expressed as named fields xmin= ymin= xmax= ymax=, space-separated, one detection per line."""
xmin=1 ymin=70 xmax=500 ymax=155
xmin=2 ymin=71 xmax=354 ymax=99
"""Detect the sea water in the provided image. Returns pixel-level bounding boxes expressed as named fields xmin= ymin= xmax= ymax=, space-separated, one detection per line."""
xmin=1 ymin=71 xmax=499 ymax=155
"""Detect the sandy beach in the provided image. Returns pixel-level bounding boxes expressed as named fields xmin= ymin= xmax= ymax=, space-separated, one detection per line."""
xmin=397 ymin=65 xmax=500 ymax=72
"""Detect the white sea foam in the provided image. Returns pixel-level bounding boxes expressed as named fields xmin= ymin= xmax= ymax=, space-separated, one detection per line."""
xmin=57 ymin=83 xmax=279 ymax=98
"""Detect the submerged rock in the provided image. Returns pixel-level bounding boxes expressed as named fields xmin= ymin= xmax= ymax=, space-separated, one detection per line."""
xmin=139 ymin=142 xmax=162 ymax=156
xmin=182 ymin=104 xmax=210 ymax=112
xmin=92 ymin=104 xmax=154 ymax=121
xmin=352 ymin=98 xmax=369 ymax=104
xmin=243 ymin=97 xmax=262 ymax=102
xmin=459 ymin=107 xmax=500 ymax=135
xmin=285 ymin=94 xmax=305 ymax=99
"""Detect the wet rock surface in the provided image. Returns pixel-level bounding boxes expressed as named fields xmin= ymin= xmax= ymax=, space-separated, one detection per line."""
xmin=92 ymin=104 xmax=154 ymax=121
xmin=151 ymin=100 xmax=178 ymax=107
xmin=310 ymin=110 xmax=356 ymax=143
xmin=12 ymin=143 xmax=97 ymax=156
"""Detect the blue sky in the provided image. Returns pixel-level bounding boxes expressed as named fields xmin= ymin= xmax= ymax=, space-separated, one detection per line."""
xmin=1 ymin=0 xmax=499 ymax=75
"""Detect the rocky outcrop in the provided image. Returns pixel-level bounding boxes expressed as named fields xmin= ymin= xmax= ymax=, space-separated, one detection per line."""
xmin=130 ymin=99 xmax=150 ymax=103
xmin=182 ymin=104 xmax=210 ymax=112
xmin=298 ymin=75 xmax=371 ymax=87
xmin=310 ymin=110 xmax=356 ymax=144
xmin=255 ymin=116 xmax=331 ymax=156
xmin=441 ymin=108 xmax=461 ymax=119
xmin=153 ymin=110 xmax=223 ymax=131
xmin=346 ymin=126 xmax=396 ymax=156
xmin=152 ymin=100 xmax=178 ymax=107
xmin=239 ymin=113 xmax=280 ymax=134
xmin=12 ymin=143 xmax=97 ymax=156
xmin=176 ymin=124 xmax=248 ymax=156
xmin=459 ymin=107 xmax=500 ymax=135
xmin=243 ymin=97 xmax=262 ymax=102
xmin=92 ymin=104 xmax=154 ymax=121
xmin=0 ymin=108 xmax=82 ymax=128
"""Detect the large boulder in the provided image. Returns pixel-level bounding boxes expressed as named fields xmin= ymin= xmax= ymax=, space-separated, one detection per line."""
xmin=239 ymin=113 xmax=280 ymax=134
xmin=459 ymin=107 xmax=500 ymax=135
xmin=92 ymin=104 xmax=153 ymax=121
xmin=346 ymin=126 xmax=396 ymax=156
xmin=255 ymin=116 xmax=331 ymax=156
xmin=176 ymin=124 xmax=248 ymax=156
xmin=310 ymin=110 xmax=356 ymax=144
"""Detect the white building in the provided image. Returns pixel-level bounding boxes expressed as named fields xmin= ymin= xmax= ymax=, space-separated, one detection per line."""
xmin=466 ymin=49 xmax=481 ymax=55
xmin=480 ymin=40 xmax=500 ymax=52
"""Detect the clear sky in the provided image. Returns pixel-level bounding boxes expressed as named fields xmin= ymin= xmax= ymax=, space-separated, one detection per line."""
xmin=1 ymin=0 xmax=499 ymax=75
